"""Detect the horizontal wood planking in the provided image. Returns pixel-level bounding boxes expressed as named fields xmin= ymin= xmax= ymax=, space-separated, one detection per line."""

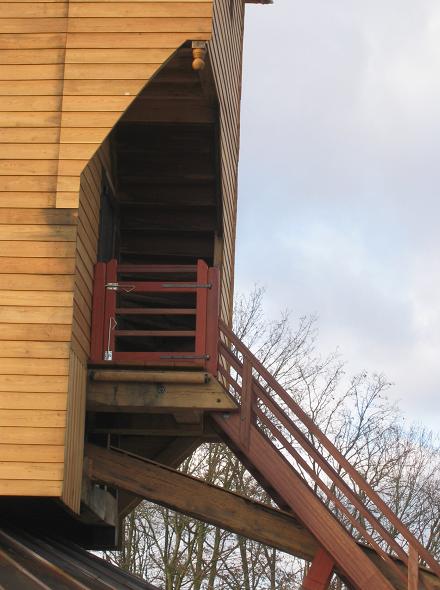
xmin=0 ymin=462 xmax=63 ymax=480
xmin=0 ymin=480 xmax=62 ymax=495
xmin=0 ymin=341 xmax=70 ymax=358
xmin=0 ymin=444 xmax=64 ymax=461
xmin=0 ymin=0 xmax=214 ymax=505
xmin=0 ymin=393 xmax=67 ymax=410
xmin=0 ymin=427 xmax=65 ymax=444
xmin=0 ymin=410 xmax=66 ymax=428
xmin=0 ymin=358 xmax=69 ymax=375
xmin=0 ymin=324 xmax=71 ymax=341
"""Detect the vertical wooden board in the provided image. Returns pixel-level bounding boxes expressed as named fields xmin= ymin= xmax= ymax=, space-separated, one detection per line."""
xmin=207 ymin=0 xmax=244 ymax=324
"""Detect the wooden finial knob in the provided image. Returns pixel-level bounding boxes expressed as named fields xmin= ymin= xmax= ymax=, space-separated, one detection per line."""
xmin=192 ymin=46 xmax=206 ymax=71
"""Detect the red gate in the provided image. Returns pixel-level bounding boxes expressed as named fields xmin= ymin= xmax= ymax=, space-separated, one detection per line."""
xmin=90 ymin=260 xmax=219 ymax=373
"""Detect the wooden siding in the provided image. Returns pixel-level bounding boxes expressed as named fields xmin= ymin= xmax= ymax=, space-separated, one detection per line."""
xmin=208 ymin=0 xmax=245 ymax=324
xmin=56 ymin=2 xmax=213 ymax=208
xmin=0 ymin=1 xmax=213 ymax=508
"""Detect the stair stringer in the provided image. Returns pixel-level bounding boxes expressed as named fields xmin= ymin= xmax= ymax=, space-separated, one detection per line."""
xmin=212 ymin=412 xmax=395 ymax=590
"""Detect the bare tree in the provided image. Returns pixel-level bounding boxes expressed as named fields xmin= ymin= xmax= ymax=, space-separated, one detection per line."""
xmin=105 ymin=287 xmax=440 ymax=588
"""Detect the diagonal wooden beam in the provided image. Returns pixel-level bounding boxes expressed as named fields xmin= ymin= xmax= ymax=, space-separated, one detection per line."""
xmin=86 ymin=443 xmax=319 ymax=561
xmin=85 ymin=444 xmax=440 ymax=590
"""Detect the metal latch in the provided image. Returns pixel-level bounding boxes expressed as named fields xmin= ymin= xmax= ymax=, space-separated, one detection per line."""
xmin=161 ymin=283 xmax=212 ymax=289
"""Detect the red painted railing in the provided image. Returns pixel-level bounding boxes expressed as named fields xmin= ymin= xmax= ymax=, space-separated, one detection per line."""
xmin=214 ymin=320 xmax=440 ymax=589
xmin=90 ymin=260 xmax=219 ymax=372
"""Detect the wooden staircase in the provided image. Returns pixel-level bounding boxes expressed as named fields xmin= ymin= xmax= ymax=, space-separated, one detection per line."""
xmin=211 ymin=320 xmax=440 ymax=590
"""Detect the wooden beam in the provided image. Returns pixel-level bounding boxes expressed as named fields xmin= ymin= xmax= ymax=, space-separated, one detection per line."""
xmin=118 ymin=436 xmax=202 ymax=519
xmin=89 ymin=370 xmax=210 ymax=385
xmin=87 ymin=379 xmax=237 ymax=413
xmin=86 ymin=444 xmax=319 ymax=562
xmin=301 ymin=549 xmax=334 ymax=590
xmin=85 ymin=445 xmax=440 ymax=590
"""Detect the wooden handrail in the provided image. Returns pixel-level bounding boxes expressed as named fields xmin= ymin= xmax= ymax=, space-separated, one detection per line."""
xmin=218 ymin=320 xmax=440 ymax=585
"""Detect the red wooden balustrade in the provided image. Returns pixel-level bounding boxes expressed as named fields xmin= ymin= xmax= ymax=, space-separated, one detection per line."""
xmin=90 ymin=259 xmax=219 ymax=372
xmin=213 ymin=320 xmax=440 ymax=590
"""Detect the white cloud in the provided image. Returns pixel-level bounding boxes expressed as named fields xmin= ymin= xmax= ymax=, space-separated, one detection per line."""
xmin=236 ymin=0 xmax=440 ymax=432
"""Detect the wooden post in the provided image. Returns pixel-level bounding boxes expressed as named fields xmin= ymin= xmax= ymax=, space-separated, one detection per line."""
xmin=195 ymin=259 xmax=209 ymax=358
xmin=90 ymin=262 xmax=106 ymax=362
xmin=301 ymin=548 xmax=335 ymax=590
xmin=408 ymin=546 xmax=419 ymax=590
xmin=103 ymin=259 xmax=117 ymax=361
xmin=205 ymin=266 xmax=220 ymax=375
xmin=239 ymin=357 xmax=253 ymax=450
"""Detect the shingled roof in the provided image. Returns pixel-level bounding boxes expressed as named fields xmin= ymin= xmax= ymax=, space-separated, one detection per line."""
xmin=0 ymin=525 xmax=157 ymax=590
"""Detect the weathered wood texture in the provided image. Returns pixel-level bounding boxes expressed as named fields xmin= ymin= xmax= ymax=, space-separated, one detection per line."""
xmin=207 ymin=0 xmax=244 ymax=323
xmin=0 ymin=1 xmax=214 ymax=507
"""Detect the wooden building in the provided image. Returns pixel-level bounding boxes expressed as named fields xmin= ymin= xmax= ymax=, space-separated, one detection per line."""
xmin=0 ymin=1 xmax=439 ymax=589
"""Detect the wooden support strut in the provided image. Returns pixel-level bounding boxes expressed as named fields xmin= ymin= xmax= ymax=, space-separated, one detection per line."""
xmin=301 ymin=549 xmax=335 ymax=590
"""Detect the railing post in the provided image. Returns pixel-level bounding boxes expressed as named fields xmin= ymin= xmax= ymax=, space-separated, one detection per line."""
xmin=408 ymin=546 xmax=418 ymax=590
xmin=103 ymin=259 xmax=117 ymax=361
xmin=90 ymin=262 xmax=106 ymax=362
xmin=205 ymin=266 xmax=220 ymax=375
xmin=301 ymin=548 xmax=334 ymax=590
xmin=195 ymin=259 xmax=209 ymax=360
xmin=240 ymin=357 xmax=253 ymax=450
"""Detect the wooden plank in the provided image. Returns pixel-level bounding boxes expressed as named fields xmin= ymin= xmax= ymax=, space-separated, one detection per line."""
xmin=0 ymin=3 xmax=67 ymax=17
xmin=0 ymin=127 xmax=59 ymax=141
xmin=11 ymin=207 xmax=75 ymax=231
xmin=0 ymin=258 xmax=75 ymax=274
xmin=0 ymin=33 xmax=66 ymax=49
xmin=0 ymin=461 xmax=63 ymax=480
xmin=0 ymin=225 xmax=77 ymax=241
xmin=0 ymin=480 xmax=61 ymax=495
xmin=0 ymin=160 xmax=58 ymax=175
xmin=0 ymin=80 xmax=62 ymax=96
xmin=0 ymin=306 xmax=72 ymax=324
xmin=0 ymin=409 xmax=66 ymax=427
xmin=0 ymin=358 xmax=69 ymax=376
xmin=0 ymin=64 xmax=64 ymax=79
xmin=66 ymin=32 xmax=202 ymax=48
xmin=67 ymin=17 xmax=212 ymax=33
xmin=87 ymin=379 xmax=237 ymax=412
xmin=0 ymin=18 xmax=67 ymax=33
xmin=0 ymin=112 xmax=61 ymax=128
xmin=0 ymin=393 xmax=67 ymax=410
xmin=0 ymin=375 xmax=67 ymax=393
xmin=0 ymin=444 xmax=64 ymax=462
xmin=0 ymin=241 xmax=75 ymax=257
xmin=60 ymin=127 xmax=110 ymax=143
xmin=0 ymin=275 xmax=75 ymax=291
xmin=0 ymin=176 xmax=57 ymax=191
xmin=0 ymin=48 xmax=65 ymax=64
xmin=64 ymin=63 xmax=157 ymax=80
xmin=66 ymin=48 xmax=173 ymax=64
xmin=68 ymin=3 xmax=212 ymax=17
xmin=0 ymin=324 xmax=71 ymax=341
xmin=0 ymin=194 xmax=56 ymax=208
xmin=0 ymin=427 xmax=65 ymax=444
xmin=0 ymin=291 xmax=73 ymax=307
xmin=0 ymin=96 xmax=61 ymax=111
xmin=0 ymin=341 xmax=69 ymax=358
xmin=0 ymin=145 xmax=59 ymax=159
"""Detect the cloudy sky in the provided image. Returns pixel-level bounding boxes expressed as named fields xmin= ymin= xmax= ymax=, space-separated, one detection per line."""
xmin=236 ymin=0 xmax=440 ymax=431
